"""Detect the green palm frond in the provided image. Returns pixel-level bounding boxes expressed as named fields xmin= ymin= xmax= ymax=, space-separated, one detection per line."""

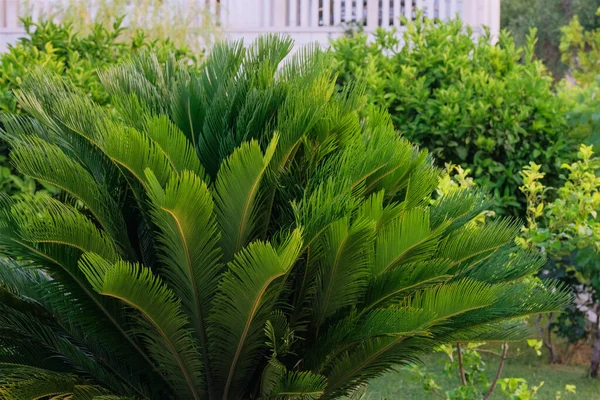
xmin=372 ymin=208 xmax=442 ymax=275
xmin=145 ymin=169 xmax=221 ymax=390
xmin=438 ymin=218 xmax=521 ymax=271
xmin=0 ymin=364 xmax=110 ymax=400
xmin=264 ymin=371 xmax=328 ymax=400
xmin=405 ymin=279 xmax=501 ymax=322
xmin=79 ymin=255 xmax=203 ymax=399
xmin=311 ymin=217 xmax=376 ymax=330
xmin=144 ymin=115 xmax=207 ymax=180
xmin=323 ymin=336 xmax=428 ymax=399
xmin=11 ymin=195 xmax=119 ymax=262
xmin=97 ymin=120 xmax=175 ymax=188
xmin=8 ymin=136 xmax=127 ymax=247
xmin=363 ymin=259 xmax=453 ymax=311
xmin=214 ymin=136 xmax=279 ymax=261
xmin=211 ymin=229 xmax=303 ymax=399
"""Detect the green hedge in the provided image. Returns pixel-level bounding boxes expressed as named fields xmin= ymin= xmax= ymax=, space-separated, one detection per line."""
xmin=331 ymin=17 xmax=575 ymax=216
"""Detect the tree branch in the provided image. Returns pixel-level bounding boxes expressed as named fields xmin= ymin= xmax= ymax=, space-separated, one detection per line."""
xmin=483 ymin=342 xmax=509 ymax=400
xmin=456 ymin=343 xmax=467 ymax=386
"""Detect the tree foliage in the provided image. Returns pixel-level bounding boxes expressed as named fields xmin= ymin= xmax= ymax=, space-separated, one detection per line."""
xmin=501 ymin=0 xmax=600 ymax=79
xmin=0 ymin=36 xmax=568 ymax=399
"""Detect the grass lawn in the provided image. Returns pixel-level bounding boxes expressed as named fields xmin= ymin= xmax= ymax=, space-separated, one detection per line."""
xmin=365 ymin=352 xmax=600 ymax=399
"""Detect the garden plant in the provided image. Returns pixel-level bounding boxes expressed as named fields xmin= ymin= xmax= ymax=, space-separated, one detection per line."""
xmin=0 ymin=37 xmax=568 ymax=399
xmin=331 ymin=16 xmax=574 ymax=217
xmin=520 ymin=145 xmax=600 ymax=375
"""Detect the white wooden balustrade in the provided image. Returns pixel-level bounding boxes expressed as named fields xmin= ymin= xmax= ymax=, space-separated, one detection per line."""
xmin=0 ymin=0 xmax=500 ymax=52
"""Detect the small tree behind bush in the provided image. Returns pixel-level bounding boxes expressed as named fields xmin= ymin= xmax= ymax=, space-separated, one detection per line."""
xmin=331 ymin=16 xmax=574 ymax=217
xmin=501 ymin=0 xmax=600 ymax=79
xmin=558 ymin=9 xmax=600 ymax=151
xmin=560 ymin=8 xmax=600 ymax=86
xmin=0 ymin=37 xmax=567 ymax=399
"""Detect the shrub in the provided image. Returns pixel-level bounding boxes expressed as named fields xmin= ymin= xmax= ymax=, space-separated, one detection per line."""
xmin=0 ymin=17 xmax=195 ymax=197
xmin=0 ymin=36 xmax=567 ymax=399
xmin=21 ymin=0 xmax=218 ymax=54
xmin=520 ymin=144 xmax=600 ymax=375
xmin=559 ymin=78 xmax=600 ymax=150
xmin=331 ymin=17 xmax=574 ymax=217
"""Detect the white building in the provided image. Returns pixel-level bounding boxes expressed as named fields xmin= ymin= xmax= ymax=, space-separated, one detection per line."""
xmin=0 ymin=0 xmax=501 ymax=52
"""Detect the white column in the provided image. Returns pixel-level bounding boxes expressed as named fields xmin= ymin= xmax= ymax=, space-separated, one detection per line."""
xmin=333 ymin=0 xmax=341 ymax=25
xmin=366 ymin=0 xmax=378 ymax=31
xmin=404 ymin=0 xmax=413 ymax=24
xmin=381 ymin=0 xmax=390 ymax=27
xmin=460 ymin=0 xmax=477 ymax=28
xmin=6 ymin=0 xmax=19 ymax=28
xmin=229 ymin=0 xmax=264 ymax=29
xmin=438 ymin=0 xmax=447 ymax=20
xmin=343 ymin=0 xmax=353 ymax=23
xmin=425 ymin=0 xmax=434 ymax=18
xmin=489 ymin=0 xmax=500 ymax=41
xmin=323 ymin=0 xmax=331 ymax=26
xmin=300 ymin=0 xmax=310 ymax=26
xmin=273 ymin=0 xmax=287 ymax=27
xmin=289 ymin=0 xmax=298 ymax=26
xmin=310 ymin=0 xmax=319 ymax=27
xmin=392 ymin=0 xmax=400 ymax=26
xmin=449 ymin=0 xmax=457 ymax=20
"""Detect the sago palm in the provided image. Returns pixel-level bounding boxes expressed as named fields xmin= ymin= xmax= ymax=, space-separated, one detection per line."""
xmin=0 ymin=36 xmax=567 ymax=400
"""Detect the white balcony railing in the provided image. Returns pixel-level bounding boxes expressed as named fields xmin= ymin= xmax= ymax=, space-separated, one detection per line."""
xmin=0 ymin=0 xmax=501 ymax=52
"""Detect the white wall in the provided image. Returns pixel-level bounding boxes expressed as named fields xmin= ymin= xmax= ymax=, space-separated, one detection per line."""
xmin=0 ymin=0 xmax=502 ymax=52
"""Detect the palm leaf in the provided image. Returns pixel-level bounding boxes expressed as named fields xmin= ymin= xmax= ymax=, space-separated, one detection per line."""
xmin=214 ymin=136 xmax=279 ymax=261
xmin=0 ymin=364 xmax=109 ymax=400
xmin=8 ymin=136 xmax=127 ymax=248
xmin=264 ymin=371 xmax=327 ymax=400
xmin=312 ymin=217 xmax=376 ymax=331
xmin=145 ymin=169 xmax=222 ymax=393
xmin=210 ymin=229 xmax=303 ymax=400
xmin=79 ymin=255 xmax=203 ymax=400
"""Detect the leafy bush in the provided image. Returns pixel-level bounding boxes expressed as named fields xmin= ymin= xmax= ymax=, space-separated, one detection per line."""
xmin=408 ymin=342 xmax=577 ymax=400
xmin=520 ymin=144 xmax=600 ymax=375
xmin=21 ymin=0 xmax=218 ymax=54
xmin=331 ymin=16 xmax=574 ymax=217
xmin=0 ymin=36 xmax=567 ymax=399
xmin=559 ymin=78 xmax=600 ymax=150
xmin=0 ymin=17 xmax=195 ymax=197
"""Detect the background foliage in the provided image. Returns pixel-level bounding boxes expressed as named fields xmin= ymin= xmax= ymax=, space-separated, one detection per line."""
xmin=501 ymin=0 xmax=600 ymax=79
xmin=21 ymin=0 xmax=218 ymax=54
xmin=520 ymin=145 xmax=600 ymax=375
xmin=331 ymin=17 xmax=574 ymax=217
xmin=558 ymin=9 xmax=600 ymax=151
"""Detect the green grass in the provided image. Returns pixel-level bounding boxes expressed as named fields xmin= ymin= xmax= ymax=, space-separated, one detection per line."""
xmin=365 ymin=352 xmax=600 ymax=399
